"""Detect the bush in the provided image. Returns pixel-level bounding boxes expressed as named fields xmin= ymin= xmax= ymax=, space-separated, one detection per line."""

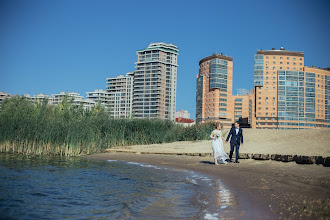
xmin=0 ymin=96 xmax=213 ymax=156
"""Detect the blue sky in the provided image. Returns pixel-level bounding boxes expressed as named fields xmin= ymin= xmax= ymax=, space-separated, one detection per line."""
xmin=1 ymin=0 xmax=329 ymax=119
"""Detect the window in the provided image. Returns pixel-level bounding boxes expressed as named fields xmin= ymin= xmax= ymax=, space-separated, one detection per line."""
xmin=273 ymin=62 xmax=275 ymax=64
xmin=294 ymin=58 xmax=296 ymax=61
xmin=273 ymin=57 xmax=275 ymax=59
xmin=280 ymin=57 xmax=283 ymax=59
xmin=287 ymin=62 xmax=289 ymax=64
xmin=266 ymin=56 xmax=269 ymax=59
xmin=287 ymin=57 xmax=289 ymax=60
xmin=280 ymin=62 xmax=283 ymax=64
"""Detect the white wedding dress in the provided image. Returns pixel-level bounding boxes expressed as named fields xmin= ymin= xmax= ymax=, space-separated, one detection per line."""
xmin=210 ymin=129 xmax=229 ymax=164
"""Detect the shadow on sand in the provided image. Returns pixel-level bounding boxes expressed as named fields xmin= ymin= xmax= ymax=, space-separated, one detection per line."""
xmin=200 ymin=161 xmax=215 ymax=165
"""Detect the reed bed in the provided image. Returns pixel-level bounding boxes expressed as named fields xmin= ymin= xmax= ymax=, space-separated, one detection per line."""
xmin=0 ymin=96 xmax=213 ymax=156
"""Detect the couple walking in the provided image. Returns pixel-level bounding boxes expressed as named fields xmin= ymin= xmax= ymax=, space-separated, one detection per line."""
xmin=210 ymin=121 xmax=243 ymax=165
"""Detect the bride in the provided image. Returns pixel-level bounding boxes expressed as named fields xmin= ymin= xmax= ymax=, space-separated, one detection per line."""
xmin=210 ymin=122 xmax=229 ymax=165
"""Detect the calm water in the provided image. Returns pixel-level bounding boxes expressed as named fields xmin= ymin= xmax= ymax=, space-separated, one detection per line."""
xmin=0 ymin=154 xmax=236 ymax=220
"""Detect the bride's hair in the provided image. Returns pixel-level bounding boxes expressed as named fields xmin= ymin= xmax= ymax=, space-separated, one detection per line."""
xmin=213 ymin=121 xmax=223 ymax=129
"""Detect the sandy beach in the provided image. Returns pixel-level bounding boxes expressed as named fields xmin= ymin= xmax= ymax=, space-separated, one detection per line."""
xmin=86 ymin=152 xmax=330 ymax=219
xmin=85 ymin=129 xmax=330 ymax=219
xmin=105 ymin=129 xmax=330 ymax=157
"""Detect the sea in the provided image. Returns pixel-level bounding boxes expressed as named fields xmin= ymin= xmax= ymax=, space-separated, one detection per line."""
xmin=0 ymin=154 xmax=238 ymax=220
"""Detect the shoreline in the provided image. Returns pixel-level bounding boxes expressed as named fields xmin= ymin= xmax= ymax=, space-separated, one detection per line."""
xmin=85 ymin=152 xmax=330 ymax=219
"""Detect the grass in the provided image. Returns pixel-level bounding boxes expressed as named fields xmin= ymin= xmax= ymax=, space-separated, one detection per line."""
xmin=0 ymin=96 xmax=214 ymax=156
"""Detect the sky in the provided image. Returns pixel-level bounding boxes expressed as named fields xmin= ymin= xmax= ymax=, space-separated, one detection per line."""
xmin=1 ymin=0 xmax=329 ymax=119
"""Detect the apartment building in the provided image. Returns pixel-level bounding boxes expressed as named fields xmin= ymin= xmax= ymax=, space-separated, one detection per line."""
xmin=231 ymin=89 xmax=255 ymax=127
xmin=24 ymin=93 xmax=51 ymax=103
xmin=51 ymin=92 xmax=84 ymax=105
xmin=0 ymin=92 xmax=12 ymax=106
xmin=196 ymin=53 xmax=234 ymax=127
xmin=51 ymin=91 xmax=96 ymax=110
xmin=106 ymin=72 xmax=134 ymax=118
xmin=253 ymin=48 xmax=330 ymax=129
xmin=86 ymin=89 xmax=108 ymax=108
xmin=133 ymin=43 xmax=179 ymax=121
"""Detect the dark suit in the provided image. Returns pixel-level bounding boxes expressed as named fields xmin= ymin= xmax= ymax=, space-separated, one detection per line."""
xmin=226 ymin=127 xmax=243 ymax=162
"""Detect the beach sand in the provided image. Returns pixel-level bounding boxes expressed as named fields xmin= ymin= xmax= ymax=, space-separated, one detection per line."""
xmin=106 ymin=129 xmax=330 ymax=157
xmin=86 ymin=152 xmax=330 ymax=219
xmin=85 ymin=129 xmax=330 ymax=219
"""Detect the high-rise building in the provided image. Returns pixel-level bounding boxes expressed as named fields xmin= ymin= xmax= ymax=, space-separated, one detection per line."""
xmin=133 ymin=43 xmax=179 ymax=121
xmin=248 ymin=89 xmax=255 ymax=127
xmin=106 ymin=72 xmax=134 ymax=118
xmin=253 ymin=48 xmax=330 ymax=129
xmin=196 ymin=53 xmax=234 ymax=127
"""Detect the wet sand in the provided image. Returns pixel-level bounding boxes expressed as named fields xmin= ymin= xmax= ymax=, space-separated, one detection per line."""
xmin=85 ymin=153 xmax=330 ymax=219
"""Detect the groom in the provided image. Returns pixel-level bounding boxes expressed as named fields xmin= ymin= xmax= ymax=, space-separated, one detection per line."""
xmin=225 ymin=122 xmax=243 ymax=163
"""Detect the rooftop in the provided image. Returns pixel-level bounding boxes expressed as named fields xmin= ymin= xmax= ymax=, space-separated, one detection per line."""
xmin=199 ymin=53 xmax=233 ymax=65
xmin=257 ymin=47 xmax=304 ymax=57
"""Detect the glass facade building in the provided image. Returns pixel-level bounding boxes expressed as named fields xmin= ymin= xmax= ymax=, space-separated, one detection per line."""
xmin=277 ymin=71 xmax=315 ymax=129
xmin=254 ymin=55 xmax=264 ymax=87
xmin=196 ymin=53 xmax=234 ymax=127
xmin=209 ymin=59 xmax=228 ymax=91
xmin=253 ymin=48 xmax=329 ymax=129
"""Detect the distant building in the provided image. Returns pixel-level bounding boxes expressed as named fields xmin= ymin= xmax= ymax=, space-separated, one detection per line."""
xmin=175 ymin=109 xmax=190 ymax=119
xmin=106 ymin=72 xmax=134 ymax=118
xmin=133 ymin=42 xmax=179 ymax=121
xmin=86 ymin=89 xmax=108 ymax=104
xmin=232 ymin=89 xmax=255 ymax=128
xmin=24 ymin=93 xmax=51 ymax=103
xmin=175 ymin=117 xmax=195 ymax=127
xmin=196 ymin=53 xmax=234 ymax=128
xmin=51 ymin=91 xmax=96 ymax=110
xmin=0 ymin=92 xmax=12 ymax=106
xmin=51 ymin=92 xmax=84 ymax=105
xmin=253 ymin=47 xmax=330 ymax=129
xmin=237 ymin=88 xmax=250 ymax=96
